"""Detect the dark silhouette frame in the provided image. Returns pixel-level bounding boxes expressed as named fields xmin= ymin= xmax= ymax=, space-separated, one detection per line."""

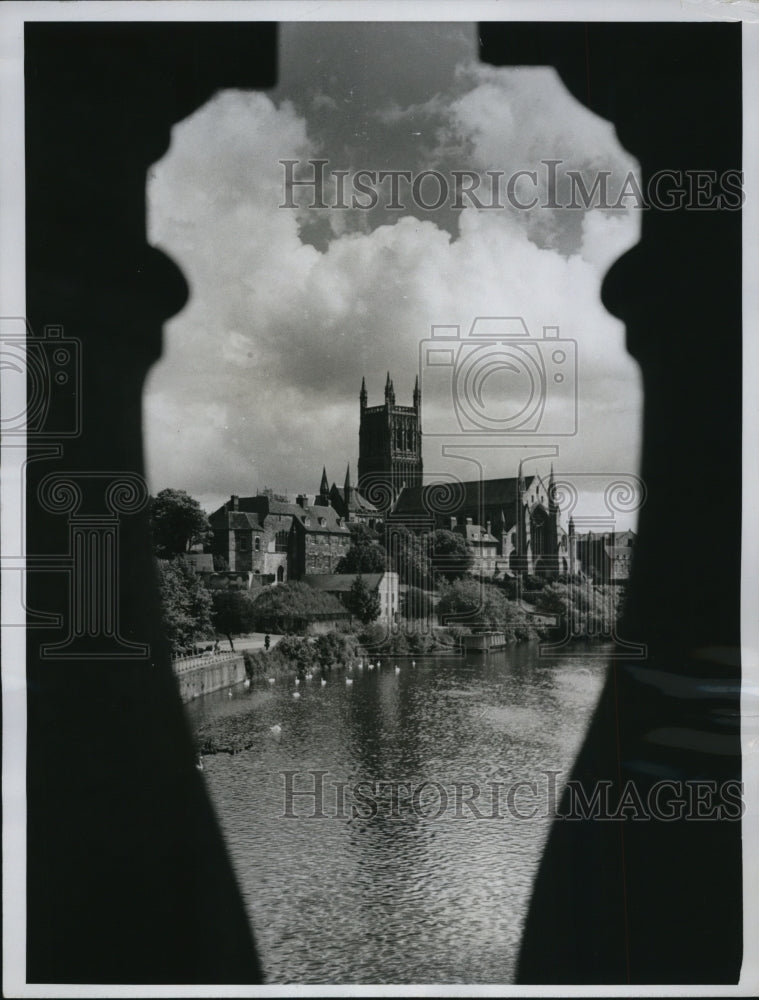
xmin=22 ymin=19 xmax=741 ymax=986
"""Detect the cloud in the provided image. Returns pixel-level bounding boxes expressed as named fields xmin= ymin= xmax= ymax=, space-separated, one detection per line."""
xmin=145 ymin=68 xmax=642 ymax=522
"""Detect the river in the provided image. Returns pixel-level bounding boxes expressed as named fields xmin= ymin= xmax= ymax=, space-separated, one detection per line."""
xmin=185 ymin=641 xmax=610 ymax=985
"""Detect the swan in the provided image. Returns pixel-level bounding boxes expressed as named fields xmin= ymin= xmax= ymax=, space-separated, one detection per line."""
xmin=243 ymin=678 xmax=251 ymax=689
xmin=305 ymin=672 xmax=313 ymax=681
xmin=270 ymin=724 xmax=282 ymax=735
xmin=268 ymin=677 xmax=276 ymax=685
xmin=412 ymin=660 xmax=416 ymax=668
xmin=294 ymin=677 xmax=300 ymax=687
xmin=368 ymin=663 xmax=375 ymax=671
xmin=346 ymin=677 xmax=353 ymax=686
xmin=321 ymin=677 xmax=327 ymax=686
xmin=292 ymin=691 xmax=301 ymax=699
xmin=195 ymin=755 xmax=204 ymax=772
xmin=395 ymin=665 xmax=401 ymax=675
xmin=228 ymin=690 xmax=233 ymax=699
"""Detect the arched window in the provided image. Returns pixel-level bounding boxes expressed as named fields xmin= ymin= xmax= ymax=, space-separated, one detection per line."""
xmin=254 ymin=536 xmax=260 ymax=552
xmin=277 ymin=565 xmax=284 ymax=583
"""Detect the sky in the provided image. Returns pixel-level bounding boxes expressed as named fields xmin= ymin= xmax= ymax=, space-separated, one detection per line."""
xmin=145 ymin=22 xmax=643 ymax=530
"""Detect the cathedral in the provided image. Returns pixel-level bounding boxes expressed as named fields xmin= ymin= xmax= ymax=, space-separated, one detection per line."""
xmin=353 ymin=373 xmax=570 ymax=580
xmin=208 ymin=373 xmax=632 ymax=587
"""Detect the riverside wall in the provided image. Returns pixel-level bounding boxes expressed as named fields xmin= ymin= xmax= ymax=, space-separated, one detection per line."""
xmin=172 ymin=652 xmax=246 ymax=703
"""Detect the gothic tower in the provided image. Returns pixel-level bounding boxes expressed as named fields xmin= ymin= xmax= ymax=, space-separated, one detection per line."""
xmin=358 ymin=373 xmax=423 ymax=502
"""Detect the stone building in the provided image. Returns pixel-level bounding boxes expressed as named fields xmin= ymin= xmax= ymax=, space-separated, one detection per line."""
xmin=289 ymin=496 xmax=352 ymax=576
xmin=208 ymin=489 xmax=351 ymax=584
xmin=393 ymin=468 xmax=569 ymax=579
xmin=569 ymin=526 xmax=636 ymax=583
xmin=327 ymin=464 xmax=381 ymax=528
xmin=358 ymin=373 xmax=423 ymax=504
xmin=447 ymin=517 xmax=501 ymax=578
xmin=208 ymin=494 xmax=289 ymax=584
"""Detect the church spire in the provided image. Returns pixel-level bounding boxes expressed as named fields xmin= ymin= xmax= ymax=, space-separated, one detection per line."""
xmin=319 ymin=466 xmax=329 ymax=501
xmin=385 ymin=371 xmax=395 ymax=405
xmin=413 ymin=374 xmax=421 ymax=411
xmin=344 ymin=463 xmax=353 ymax=506
xmin=360 ymin=375 xmax=367 ymax=410
xmin=548 ymin=463 xmax=557 ymax=511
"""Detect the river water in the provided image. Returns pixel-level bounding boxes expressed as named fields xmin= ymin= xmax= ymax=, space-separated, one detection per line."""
xmin=186 ymin=641 xmax=610 ymax=985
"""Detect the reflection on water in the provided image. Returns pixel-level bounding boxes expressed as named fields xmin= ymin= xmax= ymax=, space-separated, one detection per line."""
xmin=186 ymin=642 xmax=609 ymax=984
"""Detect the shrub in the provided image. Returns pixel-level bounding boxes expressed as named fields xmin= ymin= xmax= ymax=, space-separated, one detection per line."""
xmin=251 ymin=581 xmax=346 ymax=632
xmin=274 ymin=635 xmax=316 ymax=672
xmin=313 ymin=631 xmax=359 ymax=670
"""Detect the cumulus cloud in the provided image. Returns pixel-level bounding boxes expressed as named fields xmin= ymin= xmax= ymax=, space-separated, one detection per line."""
xmin=145 ymin=62 xmax=642 ymax=526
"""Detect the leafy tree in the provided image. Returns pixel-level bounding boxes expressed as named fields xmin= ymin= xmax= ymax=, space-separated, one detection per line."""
xmin=425 ymin=529 xmax=473 ymax=581
xmin=275 ymin=635 xmax=316 ymax=672
xmin=149 ymin=488 xmax=211 ymax=558
xmin=404 ymin=586 xmax=436 ymax=620
xmin=211 ymin=589 xmax=257 ymax=651
xmin=436 ymin=577 xmax=501 ymax=628
xmin=156 ymin=557 xmax=213 ymax=656
xmin=313 ymin=631 xmax=359 ymax=670
xmin=381 ymin=523 xmax=432 ymax=589
xmin=437 ymin=577 xmax=540 ymax=640
xmin=336 ymin=523 xmax=387 ymax=573
xmin=535 ymin=582 xmax=570 ymax=616
xmin=345 ymin=575 xmax=381 ymax=625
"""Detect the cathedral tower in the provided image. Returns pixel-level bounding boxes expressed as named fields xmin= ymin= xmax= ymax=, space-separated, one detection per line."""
xmin=358 ymin=373 xmax=423 ymax=502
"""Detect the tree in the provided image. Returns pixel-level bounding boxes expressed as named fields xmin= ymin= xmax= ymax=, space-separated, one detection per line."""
xmin=404 ymin=586 xmax=436 ymax=621
xmin=345 ymin=575 xmax=381 ymax=625
xmin=211 ymin=590 xmax=257 ymax=651
xmin=156 ymin=557 xmax=213 ymax=656
xmin=436 ymin=578 xmax=510 ymax=629
xmin=149 ymin=488 xmax=211 ymax=558
xmin=436 ymin=577 xmax=539 ymax=639
xmin=381 ymin=523 xmax=432 ymax=589
xmin=425 ymin=529 xmax=473 ymax=581
xmin=336 ymin=523 xmax=387 ymax=573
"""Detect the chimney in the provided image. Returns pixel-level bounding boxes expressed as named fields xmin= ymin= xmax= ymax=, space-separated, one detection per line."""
xmin=296 ymin=493 xmax=308 ymax=508
xmin=230 ymin=494 xmax=239 ymax=511
xmin=465 ymin=517 xmax=473 ymax=526
xmin=450 ymin=516 xmax=457 ymax=530
xmin=486 ymin=520 xmax=491 ymax=536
